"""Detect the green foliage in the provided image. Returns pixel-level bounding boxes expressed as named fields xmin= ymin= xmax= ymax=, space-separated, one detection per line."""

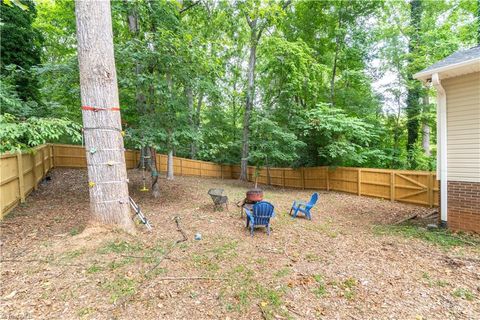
xmin=101 ymin=276 xmax=137 ymax=303
xmin=374 ymin=224 xmax=480 ymax=248
xmin=0 ymin=0 xmax=43 ymax=105
xmin=9 ymin=0 xmax=478 ymax=169
xmin=249 ymin=112 xmax=305 ymax=167
xmin=0 ymin=113 xmax=81 ymax=153
xmin=299 ymin=104 xmax=387 ymax=167
xmin=452 ymin=288 xmax=476 ymax=301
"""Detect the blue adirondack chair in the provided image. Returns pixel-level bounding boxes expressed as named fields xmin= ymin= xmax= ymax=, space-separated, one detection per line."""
xmin=245 ymin=201 xmax=275 ymax=236
xmin=290 ymin=192 xmax=319 ymax=220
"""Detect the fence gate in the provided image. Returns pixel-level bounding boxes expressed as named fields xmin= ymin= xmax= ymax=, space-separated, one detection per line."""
xmin=393 ymin=172 xmax=433 ymax=207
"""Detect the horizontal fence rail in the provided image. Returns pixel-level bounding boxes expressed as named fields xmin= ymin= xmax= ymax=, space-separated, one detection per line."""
xmin=0 ymin=144 xmax=439 ymax=217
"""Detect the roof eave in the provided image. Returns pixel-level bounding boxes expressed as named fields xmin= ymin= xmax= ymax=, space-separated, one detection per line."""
xmin=413 ymin=58 xmax=480 ymax=82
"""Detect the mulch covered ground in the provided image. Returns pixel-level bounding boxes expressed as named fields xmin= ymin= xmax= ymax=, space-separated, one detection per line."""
xmin=1 ymin=168 xmax=479 ymax=319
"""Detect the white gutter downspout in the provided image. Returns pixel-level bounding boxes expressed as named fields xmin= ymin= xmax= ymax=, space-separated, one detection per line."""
xmin=432 ymin=73 xmax=448 ymax=227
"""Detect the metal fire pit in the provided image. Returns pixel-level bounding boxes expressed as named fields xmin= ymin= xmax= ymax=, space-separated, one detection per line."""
xmin=246 ymin=188 xmax=264 ymax=202
xmin=237 ymin=188 xmax=264 ymax=217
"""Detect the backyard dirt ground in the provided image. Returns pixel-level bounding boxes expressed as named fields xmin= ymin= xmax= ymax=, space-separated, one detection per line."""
xmin=1 ymin=168 xmax=479 ymax=320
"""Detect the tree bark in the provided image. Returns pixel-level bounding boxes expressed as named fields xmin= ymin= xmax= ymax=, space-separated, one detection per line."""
xmin=186 ymin=85 xmax=195 ymax=159
xmin=240 ymin=21 xmax=258 ymax=181
xmin=406 ymin=0 xmax=423 ymax=168
xmin=422 ymin=94 xmax=431 ymax=157
xmin=127 ymin=7 xmax=146 ymax=115
xmin=330 ymin=3 xmax=345 ymax=106
xmin=75 ymin=0 xmax=135 ymax=233
xmin=477 ymin=0 xmax=480 ymax=45
xmin=149 ymin=147 xmax=160 ymax=198
xmin=193 ymin=91 xmax=203 ymax=158
xmin=167 ymin=150 xmax=174 ymax=180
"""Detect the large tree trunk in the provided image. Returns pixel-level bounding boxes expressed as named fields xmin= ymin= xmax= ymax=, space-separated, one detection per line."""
xmin=75 ymin=0 xmax=134 ymax=233
xmin=330 ymin=3 xmax=345 ymax=106
xmin=149 ymin=147 xmax=160 ymax=197
xmin=192 ymin=91 xmax=204 ymax=159
xmin=167 ymin=150 xmax=174 ymax=180
xmin=127 ymin=7 xmax=146 ymax=115
xmin=406 ymin=0 xmax=423 ymax=168
xmin=422 ymin=94 xmax=431 ymax=157
xmin=186 ymin=85 xmax=195 ymax=159
xmin=240 ymin=25 xmax=258 ymax=181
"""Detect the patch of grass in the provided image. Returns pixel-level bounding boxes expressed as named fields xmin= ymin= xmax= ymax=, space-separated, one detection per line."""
xmin=255 ymin=285 xmax=284 ymax=307
xmin=452 ymin=288 xmax=475 ymax=301
xmin=108 ymin=257 xmax=134 ymax=270
xmin=192 ymin=240 xmax=238 ymax=272
xmin=421 ymin=272 xmax=450 ymax=288
xmin=435 ymin=280 xmax=449 ymax=287
xmin=102 ymin=276 xmax=137 ymax=303
xmin=340 ymin=277 xmax=358 ymax=300
xmin=192 ymin=254 xmax=220 ymax=272
xmin=235 ymin=288 xmax=251 ymax=309
xmin=98 ymin=240 xmax=144 ymax=254
xmin=255 ymin=285 xmax=289 ymax=320
xmin=374 ymin=224 xmax=480 ymax=249
xmin=61 ymin=249 xmax=85 ymax=261
xmin=77 ymin=307 xmax=94 ymax=318
xmin=87 ymin=263 xmax=103 ymax=274
xmin=305 ymin=222 xmax=338 ymax=238
xmin=274 ymin=267 xmax=291 ymax=278
xmin=211 ymin=240 xmax=238 ymax=260
xmin=313 ymin=283 xmax=327 ymax=298
xmin=313 ymin=274 xmax=327 ymax=298
xmin=69 ymin=227 xmax=80 ymax=236
xmin=146 ymin=267 xmax=167 ymax=279
xmin=305 ymin=253 xmax=321 ymax=262
xmin=312 ymin=274 xmax=327 ymax=298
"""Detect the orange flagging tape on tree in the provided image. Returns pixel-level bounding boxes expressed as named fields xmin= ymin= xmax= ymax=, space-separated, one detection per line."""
xmin=81 ymin=106 xmax=121 ymax=112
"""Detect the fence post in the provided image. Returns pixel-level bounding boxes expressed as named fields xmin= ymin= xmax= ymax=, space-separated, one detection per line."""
xmin=301 ymin=167 xmax=305 ymax=189
xmin=49 ymin=145 xmax=53 ymax=169
xmin=357 ymin=168 xmax=362 ymax=196
xmin=326 ymin=167 xmax=330 ymax=191
xmin=41 ymin=147 xmax=46 ymax=179
xmin=16 ymin=153 xmax=25 ymax=203
xmin=180 ymin=159 xmax=183 ymax=176
xmin=52 ymin=144 xmax=56 ymax=167
xmin=390 ymin=171 xmax=395 ymax=202
xmin=32 ymin=151 xmax=38 ymax=191
xmin=428 ymin=172 xmax=434 ymax=208
xmin=282 ymin=169 xmax=286 ymax=188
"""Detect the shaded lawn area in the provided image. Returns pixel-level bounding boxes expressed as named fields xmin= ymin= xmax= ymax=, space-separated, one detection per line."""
xmin=1 ymin=169 xmax=479 ymax=319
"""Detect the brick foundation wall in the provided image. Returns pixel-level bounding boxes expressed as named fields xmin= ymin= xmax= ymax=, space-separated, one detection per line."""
xmin=447 ymin=181 xmax=480 ymax=233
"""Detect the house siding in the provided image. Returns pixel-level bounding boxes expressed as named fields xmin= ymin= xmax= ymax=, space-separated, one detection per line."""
xmin=443 ymin=72 xmax=480 ymax=183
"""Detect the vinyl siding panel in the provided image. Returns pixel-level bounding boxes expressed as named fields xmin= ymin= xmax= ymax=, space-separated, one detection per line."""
xmin=444 ymin=72 xmax=480 ymax=182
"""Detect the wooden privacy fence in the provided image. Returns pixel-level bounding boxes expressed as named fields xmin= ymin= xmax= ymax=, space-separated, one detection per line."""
xmin=1 ymin=144 xmax=438 ymax=217
xmin=0 ymin=144 xmax=54 ymax=217
xmin=231 ymin=166 xmax=439 ymax=207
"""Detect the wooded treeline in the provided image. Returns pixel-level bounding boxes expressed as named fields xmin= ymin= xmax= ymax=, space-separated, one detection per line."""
xmin=1 ymin=0 xmax=479 ymax=180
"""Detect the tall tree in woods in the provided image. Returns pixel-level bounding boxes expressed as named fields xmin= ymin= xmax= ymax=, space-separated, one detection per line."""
xmin=238 ymin=0 xmax=291 ymax=181
xmin=405 ymin=0 xmax=423 ymax=168
xmin=124 ymin=2 xmax=159 ymax=197
xmin=478 ymin=0 xmax=480 ymax=44
xmin=74 ymin=0 xmax=135 ymax=232
xmin=0 ymin=0 xmax=43 ymax=112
